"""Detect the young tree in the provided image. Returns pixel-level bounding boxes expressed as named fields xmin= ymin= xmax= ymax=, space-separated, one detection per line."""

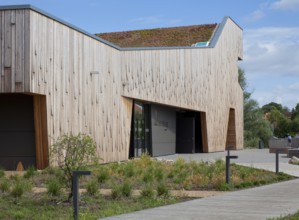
xmin=50 ymin=133 xmax=98 ymax=201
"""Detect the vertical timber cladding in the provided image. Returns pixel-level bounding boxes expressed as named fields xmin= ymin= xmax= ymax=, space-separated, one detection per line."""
xmin=121 ymin=18 xmax=243 ymax=152
xmin=0 ymin=9 xmax=30 ymax=93
xmin=28 ymin=9 xmax=131 ymax=163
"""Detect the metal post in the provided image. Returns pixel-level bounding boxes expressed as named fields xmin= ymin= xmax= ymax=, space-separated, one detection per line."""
xmin=72 ymin=171 xmax=91 ymax=220
xmin=275 ymin=151 xmax=279 ymax=173
xmin=226 ymin=150 xmax=230 ymax=184
xmin=225 ymin=149 xmax=238 ymax=184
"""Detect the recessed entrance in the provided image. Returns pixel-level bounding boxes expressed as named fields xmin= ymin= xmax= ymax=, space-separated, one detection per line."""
xmin=176 ymin=110 xmax=205 ymax=153
xmin=0 ymin=94 xmax=48 ymax=170
xmin=129 ymin=101 xmax=208 ymax=157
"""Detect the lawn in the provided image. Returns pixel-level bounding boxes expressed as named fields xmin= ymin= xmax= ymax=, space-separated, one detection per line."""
xmin=0 ymin=155 xmax=294 ymax=219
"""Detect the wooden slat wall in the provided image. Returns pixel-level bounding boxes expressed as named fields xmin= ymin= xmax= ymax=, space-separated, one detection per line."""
xmin=28 ymin=10 xmax=132 ymax=163
xmin=0 ymin=8 xmax=243 ymax=164
xmin=121 ymin=18 xmax=243 ymax=152
xmin=0 ymin=10 xmax=30 ymax=92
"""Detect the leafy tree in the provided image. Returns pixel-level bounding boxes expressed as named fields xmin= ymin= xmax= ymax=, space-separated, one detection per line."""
xmin=239 ymin=68 xmax=273 ymax=148
xmin=50 ymin=133 xmax=98 ymax=200
xmin=291 ymin=103 xmax=299 ymax=120
xmin=262 ymin=102 xmax=283 ymax=113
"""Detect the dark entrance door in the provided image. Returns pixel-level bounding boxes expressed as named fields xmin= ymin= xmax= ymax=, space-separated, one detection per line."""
xmin=0 ymin=94 xmax=36 ymax=170
xmin=176 ymin=117 xmax=195 ymax=153
xmin=129 ymin=101 xmax=152 ymax=158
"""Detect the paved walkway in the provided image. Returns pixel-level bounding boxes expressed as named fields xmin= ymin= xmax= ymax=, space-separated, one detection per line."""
xmin=100 ymin=149 xmax=299 ymax=220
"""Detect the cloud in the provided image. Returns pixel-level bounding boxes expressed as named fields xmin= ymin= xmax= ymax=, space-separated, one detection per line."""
xmin=242 ymin=27 xmax=299 ymax=78
xmin=252 ymin=81 xmax=299 ymax=109
xmin=270 ymin=0 xmax=299 ymax=10
xmin=240 ymin=27 xmax=299 ymax=109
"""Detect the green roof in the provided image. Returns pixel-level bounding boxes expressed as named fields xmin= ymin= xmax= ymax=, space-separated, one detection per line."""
xmin=96 ymin=24 xmax=217 ymax=48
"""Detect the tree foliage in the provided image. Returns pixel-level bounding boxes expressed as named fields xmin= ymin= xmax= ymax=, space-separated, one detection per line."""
xmin=263 ymin=102 xmax=299 ymax=137
xmin=50 ymin=133 xmax=98 ymax=200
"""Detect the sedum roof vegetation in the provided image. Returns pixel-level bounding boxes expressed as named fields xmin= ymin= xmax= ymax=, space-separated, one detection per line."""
xmin=96 ymin=24 xmax=217 ymax=48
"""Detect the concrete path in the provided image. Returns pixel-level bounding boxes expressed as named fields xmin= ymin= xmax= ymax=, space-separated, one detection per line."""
xmin=100 ymin=149 xmax=299 ymax=220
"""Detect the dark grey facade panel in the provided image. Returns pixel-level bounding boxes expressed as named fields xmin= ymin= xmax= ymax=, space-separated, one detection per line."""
xmin=151 ymin=105 xmax=176 ymax=157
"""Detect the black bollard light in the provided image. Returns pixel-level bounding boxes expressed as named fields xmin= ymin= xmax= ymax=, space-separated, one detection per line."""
xmin=72 ymin=171 xmax=91 ymax=220
xmin=225 ymin=149 xmax=238 ymax=184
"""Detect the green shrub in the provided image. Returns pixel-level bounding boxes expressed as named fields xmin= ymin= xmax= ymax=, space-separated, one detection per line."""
xmin=0 ymin=178 xmax=10 ymax=193
xmin=50 ymin=133 xmax=98 ymax=200
xmin=173 ymin=158 xmax=186 ymax=171
xmin=97 ymin=167 xmax=110 ymax=183
xmin=86 ymin=178 xmax=99 ymax=196
xmin=173 ymin=172 xmax=187 ymax=184
xmin=124 ymin=162 xmax=136 ymax=178
xmin=24 ymin=165 xmax=36 ymax=179
xmin=154 ymin=167 xmax=164 ymax=182
xmin=157 ymin=183 xmax=169 ymax=197
xmin=46 ymin=178 xmax=62 ymax=196
xmin=9 ymin=174 xmax=20 ymax=182
xmin=142 ymin=168 xmax=154 ymax=184
xmin=141 ymin=185 xmax=155 ymax=199
xmin=111 ymin=185 xmax=122 ymax=199
xmin=10 ymin=179 xmax=32 ymax=198
xmin=121 ymin=181 xmax=132 ymax=197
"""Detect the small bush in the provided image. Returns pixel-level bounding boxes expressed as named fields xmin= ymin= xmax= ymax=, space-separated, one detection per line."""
xmin=157 ymin=183 xmax=169 ymax=197
xmin=10 ymin=179 xmax=32 ymax=198
xmin=124 ymin=162 xmax=136 ymax=178
xmin=24 ymin=165 xmax=36 ymax=179
xmin=121 ymin=181 xmax=132 ymax=197
xmin=142 ymin=168 xmax=154 ymax=184
xmin=50 ymin=133 xmax=98 ymax=199
xmin=0 ymin=178 xmax=10 ymax=193
xmin=46 ymin=178 xmax=62 ymax=196
xmin=97 ymin=167 xmax=110 ymax=183
xmin=111 ymin=185 xmax=122 ymax=199
xmin=141 ymin=185 xmax=155 ymax=199
xmin=86 ymin=179 xmax=99 ymax=196
xmin=154 ymin=167 xmax=164 ymax=182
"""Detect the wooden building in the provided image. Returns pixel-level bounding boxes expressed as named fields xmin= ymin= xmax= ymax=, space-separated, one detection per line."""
xmin=0 ymin=5 xmax=243 ymax=170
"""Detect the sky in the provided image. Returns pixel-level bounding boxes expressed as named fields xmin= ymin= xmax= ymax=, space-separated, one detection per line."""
xmin=1 ymin=0 xmax=299 ymax=109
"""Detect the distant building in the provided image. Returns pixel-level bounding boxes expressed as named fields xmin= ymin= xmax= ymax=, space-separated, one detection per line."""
xmin=0 ymin=5 xmax=243 ymax=170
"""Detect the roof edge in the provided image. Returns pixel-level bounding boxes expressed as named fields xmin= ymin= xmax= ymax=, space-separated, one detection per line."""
xmin=0 ymin=4 xmax=121 ymax=50
xmin=0 ymin=5 xmax=242 ymax=51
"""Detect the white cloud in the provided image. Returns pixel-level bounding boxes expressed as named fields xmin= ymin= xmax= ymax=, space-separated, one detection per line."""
xmin=252 ymin=82 xmax=299 ymax=109
xmin=240 ymin=27 xmax=299 ymax=109
xmin=242 ymin=27 xmax=299 ymax=77
xmin=271 ymin=0 xmax=299 ymax=10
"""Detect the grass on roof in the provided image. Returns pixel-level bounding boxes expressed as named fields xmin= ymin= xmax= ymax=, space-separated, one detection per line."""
xmin=96 ymin=24 xmax=217 ymax=48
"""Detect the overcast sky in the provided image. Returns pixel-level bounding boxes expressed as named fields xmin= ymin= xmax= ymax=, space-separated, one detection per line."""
xmin=1 ymin=0 xmax=299 ymax=109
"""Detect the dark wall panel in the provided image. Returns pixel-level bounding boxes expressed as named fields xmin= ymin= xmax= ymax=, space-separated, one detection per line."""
xmin=0 ymin=94 xmax=36 ymax=170
xmin=151 ymin=105 xmax=176 ymax=156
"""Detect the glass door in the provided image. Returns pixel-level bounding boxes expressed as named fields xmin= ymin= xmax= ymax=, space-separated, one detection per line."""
xmin=132 ymin=101 xmax=151 ymax=157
